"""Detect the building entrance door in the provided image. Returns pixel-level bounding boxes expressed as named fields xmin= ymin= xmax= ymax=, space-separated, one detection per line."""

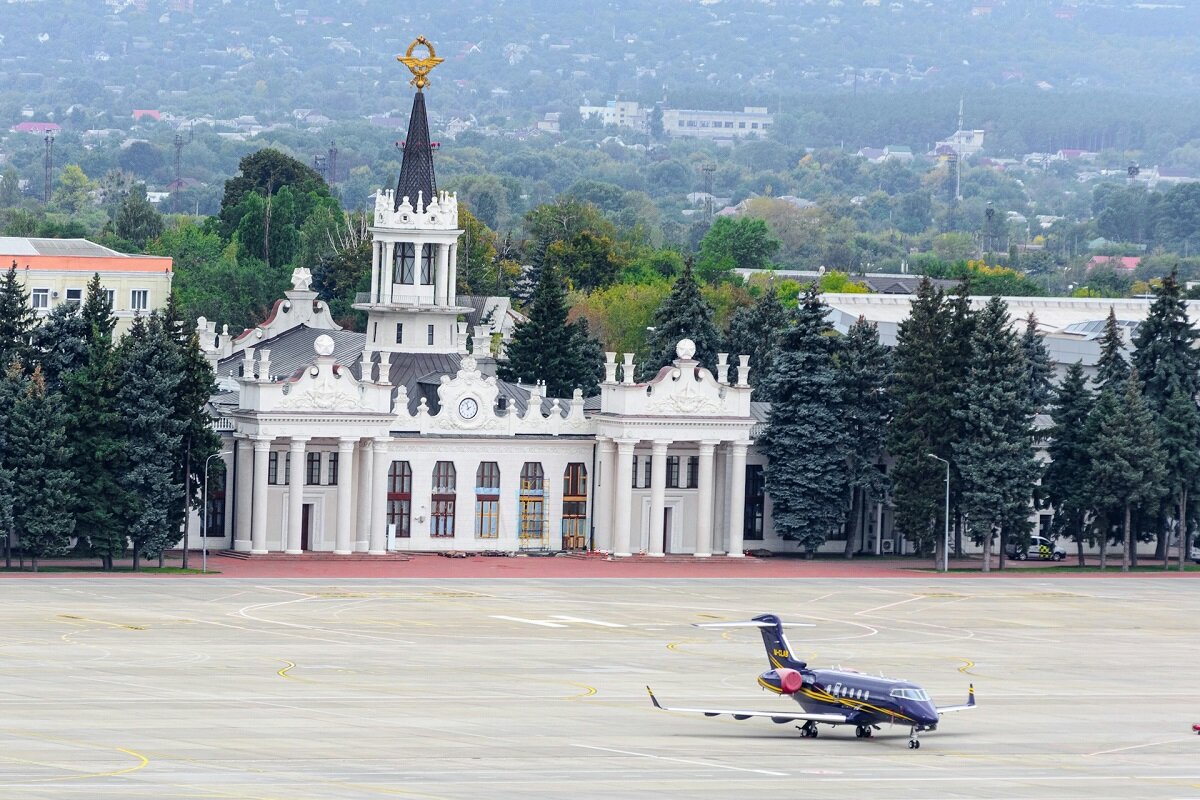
xmin=662 ymin=507 xmax=673 ymax=554
xmin=301 ymin=504 xmax=312 ymax=551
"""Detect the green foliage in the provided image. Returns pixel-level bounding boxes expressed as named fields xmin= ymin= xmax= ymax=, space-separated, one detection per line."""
xmin=523 ymin=197 xmax=616 ymax=271
xmin=28 ymin=303 xmax=90 ymax=392
xmin=1132 ymin=270 xmax=1198 ymax=410
xmin=1020 ymin=312 xmax=1054 ymax=412
xmin=1094 ymin=307 xmax=1130 ymax=392
xmin=0 ymin=166 xmax=21 ymax=208
xmin=817 ymin=270 xmax=870 ymax=294
xmin=1044 ymin=362 xmax=1096 ymax=564
xmin=53 ymin=165 xmax=94 ymax=215
xmin=642 ymin=260 xmax=722 ymax=377
xmin=235 ymin=187 xmax=301 ymax=270
xmin=696 ymin=216 xmax=780 ymax=282
xmin=7 ymin=366 xmax=76 ymax=570
xmin=570 ymin=280 xmax=670 ymax=358
xmin=545 ymin=229 xmax=626 ymax=291
xmin=114 ymin=185 xmax=165 ymax=249
xmin=498 ymin=265 xmax=602 ymax=397
xmin=953 ymin=297 xmax=1040 ymax=569
xmin=760 ymin=286 xmax=848 ymax=551
xmin=218 ymin=148 xmax=329 ymax=236
xmin=724 ymin=286 xmax=787 ymax=401
xmin=0 ymin=264 xmax=37 ymax=368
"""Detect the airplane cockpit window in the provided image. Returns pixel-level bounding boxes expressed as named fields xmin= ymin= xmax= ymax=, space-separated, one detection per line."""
xmin=889 ymin=688 xmax=931 ymax=701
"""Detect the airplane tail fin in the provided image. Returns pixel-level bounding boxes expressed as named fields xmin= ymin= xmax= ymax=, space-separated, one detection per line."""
xmin=693 ymin=614 xmax=808 ymax=671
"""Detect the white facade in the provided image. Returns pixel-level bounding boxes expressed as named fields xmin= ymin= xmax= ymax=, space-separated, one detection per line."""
xmin=663 ymin=107 xmax=772 ymax=140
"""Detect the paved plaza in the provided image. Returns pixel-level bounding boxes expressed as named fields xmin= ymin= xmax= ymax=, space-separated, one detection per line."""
xmin=0 ymin=577 xmax=1197 ymax=799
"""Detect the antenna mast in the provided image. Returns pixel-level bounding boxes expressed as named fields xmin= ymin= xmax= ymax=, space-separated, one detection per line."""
xmin=43 ymin=132 xmax=55 ymax=203
xmin=172 ymin=122 xmax=194 ymax=212
xmin=702 ymin=163 xmax=715 ymax=222
xmin=326 ymin=141 xmax=338 ymax=185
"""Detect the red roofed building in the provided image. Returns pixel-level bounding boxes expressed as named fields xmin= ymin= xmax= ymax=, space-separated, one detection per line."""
xmin=132 ymin=109 xmax=162 ymax=122
xmin=10 ymin=122 xmax=61 ymax=134
xmin=1088 ymin=256 xmax=1141 ymax=272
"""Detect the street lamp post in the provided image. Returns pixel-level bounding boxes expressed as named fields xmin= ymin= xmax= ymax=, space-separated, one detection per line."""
xmin=201 ymin=451 xmax=232 ymax=574
xmin=927 ymin=453 xmax=951 ymax=573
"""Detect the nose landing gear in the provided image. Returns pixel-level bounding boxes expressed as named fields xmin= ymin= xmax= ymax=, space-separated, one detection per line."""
xmin=907 ymin=727 xmax=921 ymax=749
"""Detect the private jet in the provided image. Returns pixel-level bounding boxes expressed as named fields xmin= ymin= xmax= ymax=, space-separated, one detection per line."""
xmin=647 ymin=613 xmax=975 ymax=749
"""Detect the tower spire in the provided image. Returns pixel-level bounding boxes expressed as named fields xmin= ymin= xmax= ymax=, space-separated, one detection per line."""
xmin=394 ymin=37 xmax=442 ymax=210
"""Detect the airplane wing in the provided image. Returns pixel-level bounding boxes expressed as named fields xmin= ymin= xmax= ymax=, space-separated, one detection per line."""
xmin=937 ymin=684 xmax=976 ymax=715
xmin=646 ymin=686 xmax=850 ymax=725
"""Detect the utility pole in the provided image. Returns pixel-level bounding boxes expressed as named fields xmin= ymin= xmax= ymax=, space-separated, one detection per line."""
xmin=326 ymin=141 xmax=338 ymax=185
xmin=42 ymin=132 xmax=54 ymax=203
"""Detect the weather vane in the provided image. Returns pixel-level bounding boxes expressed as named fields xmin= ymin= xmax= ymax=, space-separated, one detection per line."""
xmin=397 ymin=36 xmax=443 ymax=90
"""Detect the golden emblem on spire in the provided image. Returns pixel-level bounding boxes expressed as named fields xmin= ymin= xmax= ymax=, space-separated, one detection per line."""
xmin=397 ymin=36 xmax=443 ymax=90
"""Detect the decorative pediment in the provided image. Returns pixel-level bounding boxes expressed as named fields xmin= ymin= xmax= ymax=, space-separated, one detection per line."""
xmin=429 ymin=354 xmax=503 ymax=431
xmin=598 ymin=338 xmax=754 ymax=420
xmin=238 ymin=335 xmax=394 ymax=416
xmin=278 ymin=365 xmax=369 ymax=412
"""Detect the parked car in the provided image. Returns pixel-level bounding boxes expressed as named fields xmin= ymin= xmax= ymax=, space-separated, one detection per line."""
xmin=1007 ymin=535 xmax=1066 ymax=561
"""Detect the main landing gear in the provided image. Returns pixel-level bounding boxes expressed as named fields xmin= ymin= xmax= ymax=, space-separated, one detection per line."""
xmin=907 ymin=727 xmax=921 ymax=749
xmin=797 ymin=721 xmax=819 ymax=738
xmin=854 ymin=725 xmax=874 ymax=739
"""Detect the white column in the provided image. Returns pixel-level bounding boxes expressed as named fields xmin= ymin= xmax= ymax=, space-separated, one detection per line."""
xmin=613 ymin=439 xmax=637 ymax=557
xmin=593 ymin=438 xmax=615 ymax=553
xmin=233 ymin=435 xmax=253 ymax=552
xmin=370 ymin=239 xmax=380 ymax=303
xmin=713 ymin=445 xmax=728 ymax=556
xmin=695 ymin=441 xmax=717 ymax=557
xmin=434 ymin=242 xmax=448 ymax=305
xmin=727 ymin=442 xmax=748 ymax=558
xmin=370 ymin=437 xmax=391 ymax=554
xmin=383 ymin=241 xmax=395 ymax=303
xmin=335 ymin=437 xmax=356 ymax=554
xmin=647 ymin=441 xmax=669 ymax=556
xmin=286 ymin=437 xmax=309 ymax=554
xmin=250 ymin=437 xmax=271 ymax=554
xmin=355 ymin=438 xmax=373 ymax=552
xmin=447 ymin=243 xmax=458 ymax=305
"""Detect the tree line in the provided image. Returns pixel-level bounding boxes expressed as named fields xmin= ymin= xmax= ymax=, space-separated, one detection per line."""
xmin=0 ymin=268 xmax=218 ymax=571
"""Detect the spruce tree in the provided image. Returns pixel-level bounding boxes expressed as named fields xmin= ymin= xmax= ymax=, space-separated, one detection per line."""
xmin=1132 ymin=270 xmax=1199 ymax=410
xmin=0 ymin=263 xmax=37 ymax=368
xmin=836 ymin=316 xmax=892 ymax=557
xmin=1043 ymin=362 xmax=1095 ymax=566
xmin=760 ymin=286 xmax=849 ymax=554
xmin=1088 ymin=373 xmax=1165 ymax=572
xmin=888 ymin=278 xmax=952 ymax=556
xmin=642 ymin=259 xmax=722 ymax=378
xmin=943 ymin=281 xmax=977 ymax=556
xmin=498 ymin=264 xmax=601 ymax=398
xmin=8 ymin=366 xmax=76 ymax=571
xmin=0 ymin=366 xmax=17 ymax=567
xmin=724 ymin=285 xmax=787 ymax=402
xmin=1159 ymin=386 xmax=1200 ymax=570
xmin=63 ymin=275 xmax=128 ymax=570
xmin=1020 ymin=312 xmax=1054 ymax=412
xmin=1094 ymin=307 xmax=1130 ymax=392
xmin=953 ymin=297 xmax=1040 ymax=572
xmin=29 ymin=303 xmax=90 ymax=392
xmin=114 ymin=315 xmax=184 ymax=570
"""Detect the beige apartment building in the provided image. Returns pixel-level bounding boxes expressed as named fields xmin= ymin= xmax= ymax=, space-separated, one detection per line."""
xmin=1 ymin=237 xmax=173 ymax=333
xmin=663 ymin=106 xmax=773 ymax=140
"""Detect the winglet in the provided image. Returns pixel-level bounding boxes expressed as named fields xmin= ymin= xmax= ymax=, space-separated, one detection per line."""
xmin=647 ymin=686 xmax=663 ymax=710
xmin=968 ymin=683 xmax=975 ymax=707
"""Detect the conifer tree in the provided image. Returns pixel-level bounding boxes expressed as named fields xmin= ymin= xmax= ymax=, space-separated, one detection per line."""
xmin=8 ymin=366 xmax=76 ymax=571
xmin=114 ymin=315 xmax=184 ymax=570
xmin=760 ymin=286 xmax=849 ymax=554
xmin=1088 ymin=372 xmax=1165 ymax=572
xmin=942 ymin=281 xmax=977 ymax=555
xmin=1132 ymin=270 xmax=1198 ymax=410
xmin=1020 ymin=312 xmax=1054 ymax=412
xmin=29 ymin=303 xmax=90 ymax=392
xmin=498 ymin=264 xmax=601 ymax=397
xmin=0 ymin=365 xmax=17 ymax=566
xmin=1159 ymin=386 xmax=1200 ymax=570
xmin=80 ymin=273 xmax=116 ymax=344
xmin=889 ymin=278 xmax=953 ymax=556
xmin=1044 ymin=362 xmax=1095 ymax=566
xmin=1094 ymin=307 xmax=1130 ymax=392
xmin=953 ymin=297 xmax=1040 ymax=572
xmin=724 ymin=285 xmax=787 ymax=402
xmin=642 ymin=259 xmax=722 ymax=378
xmin=836 ymin=316 xmax=892 ymax=557
xmin=0 ymin=263 xmax=37 ymax=368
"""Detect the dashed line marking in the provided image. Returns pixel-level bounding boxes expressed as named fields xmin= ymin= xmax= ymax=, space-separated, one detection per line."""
xmin=489 ymin=615 xmax=566 ymax=628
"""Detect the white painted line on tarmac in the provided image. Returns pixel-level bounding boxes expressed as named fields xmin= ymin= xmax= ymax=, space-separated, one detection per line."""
xmin=550 ymin=615 xmax=626 ymax=627
xmin=490 ymin=615 xmax=567 ymax=627
xmin=1084 ymin=737 xmax=1195 ymax=756
xmin=855 ymin=596 xmax=923 ymax=615
xmin=573 ymin=744 xmax=788 ymax=777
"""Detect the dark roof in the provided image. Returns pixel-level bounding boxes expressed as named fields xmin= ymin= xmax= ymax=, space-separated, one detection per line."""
xmin=860 ymin=276 xmax=958 ymax=294
xmin=459 ymin=295 xmax=496 ymax=329
xmin=216 ymin=326 xmax=365 ymax=381
xmin=394 ymin=91 xmax=436 ymax=209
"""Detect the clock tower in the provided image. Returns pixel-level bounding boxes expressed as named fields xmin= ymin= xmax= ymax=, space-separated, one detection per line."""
xmin=355 ymin=36 xmax=470 ymax=356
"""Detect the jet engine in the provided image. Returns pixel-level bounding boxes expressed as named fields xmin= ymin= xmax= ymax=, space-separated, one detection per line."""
xmin=759 ymin=667 xmax=805 ymax=694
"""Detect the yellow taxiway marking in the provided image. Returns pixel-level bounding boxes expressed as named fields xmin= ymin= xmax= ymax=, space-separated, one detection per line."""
xmin=567 ymin=682 xmax=597 ymax=698
xmin=57 ymin=614 xmax=145 ymax=631
xmin=958 ymin=659 xmax=976 ymax=674
xmin=0 ymin=730 xmax=149 ymax=784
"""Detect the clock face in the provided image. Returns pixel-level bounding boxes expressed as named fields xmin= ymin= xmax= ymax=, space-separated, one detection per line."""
xmin=458 ymin=396 xmax=479 ymax=420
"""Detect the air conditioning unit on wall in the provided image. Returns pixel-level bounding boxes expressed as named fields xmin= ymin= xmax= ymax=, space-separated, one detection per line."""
xmin=881 ymin=540 xmax=895 ymax=554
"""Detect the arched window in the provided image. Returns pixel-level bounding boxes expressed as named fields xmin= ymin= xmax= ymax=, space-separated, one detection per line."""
xmin=388 ymin=461 xmax=412 ymax=538
xmin=475 ymin=462 xmax=500 ymax=539
xmin=395 ymin=242 xmax=416 ymax=285
xmin=431 ymin=461 xmax=457 ymax=537
xmin=562 ymin=463 xmax=588 ymax=551
xmin=518 ymin=462 xmax=545 ymax=547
